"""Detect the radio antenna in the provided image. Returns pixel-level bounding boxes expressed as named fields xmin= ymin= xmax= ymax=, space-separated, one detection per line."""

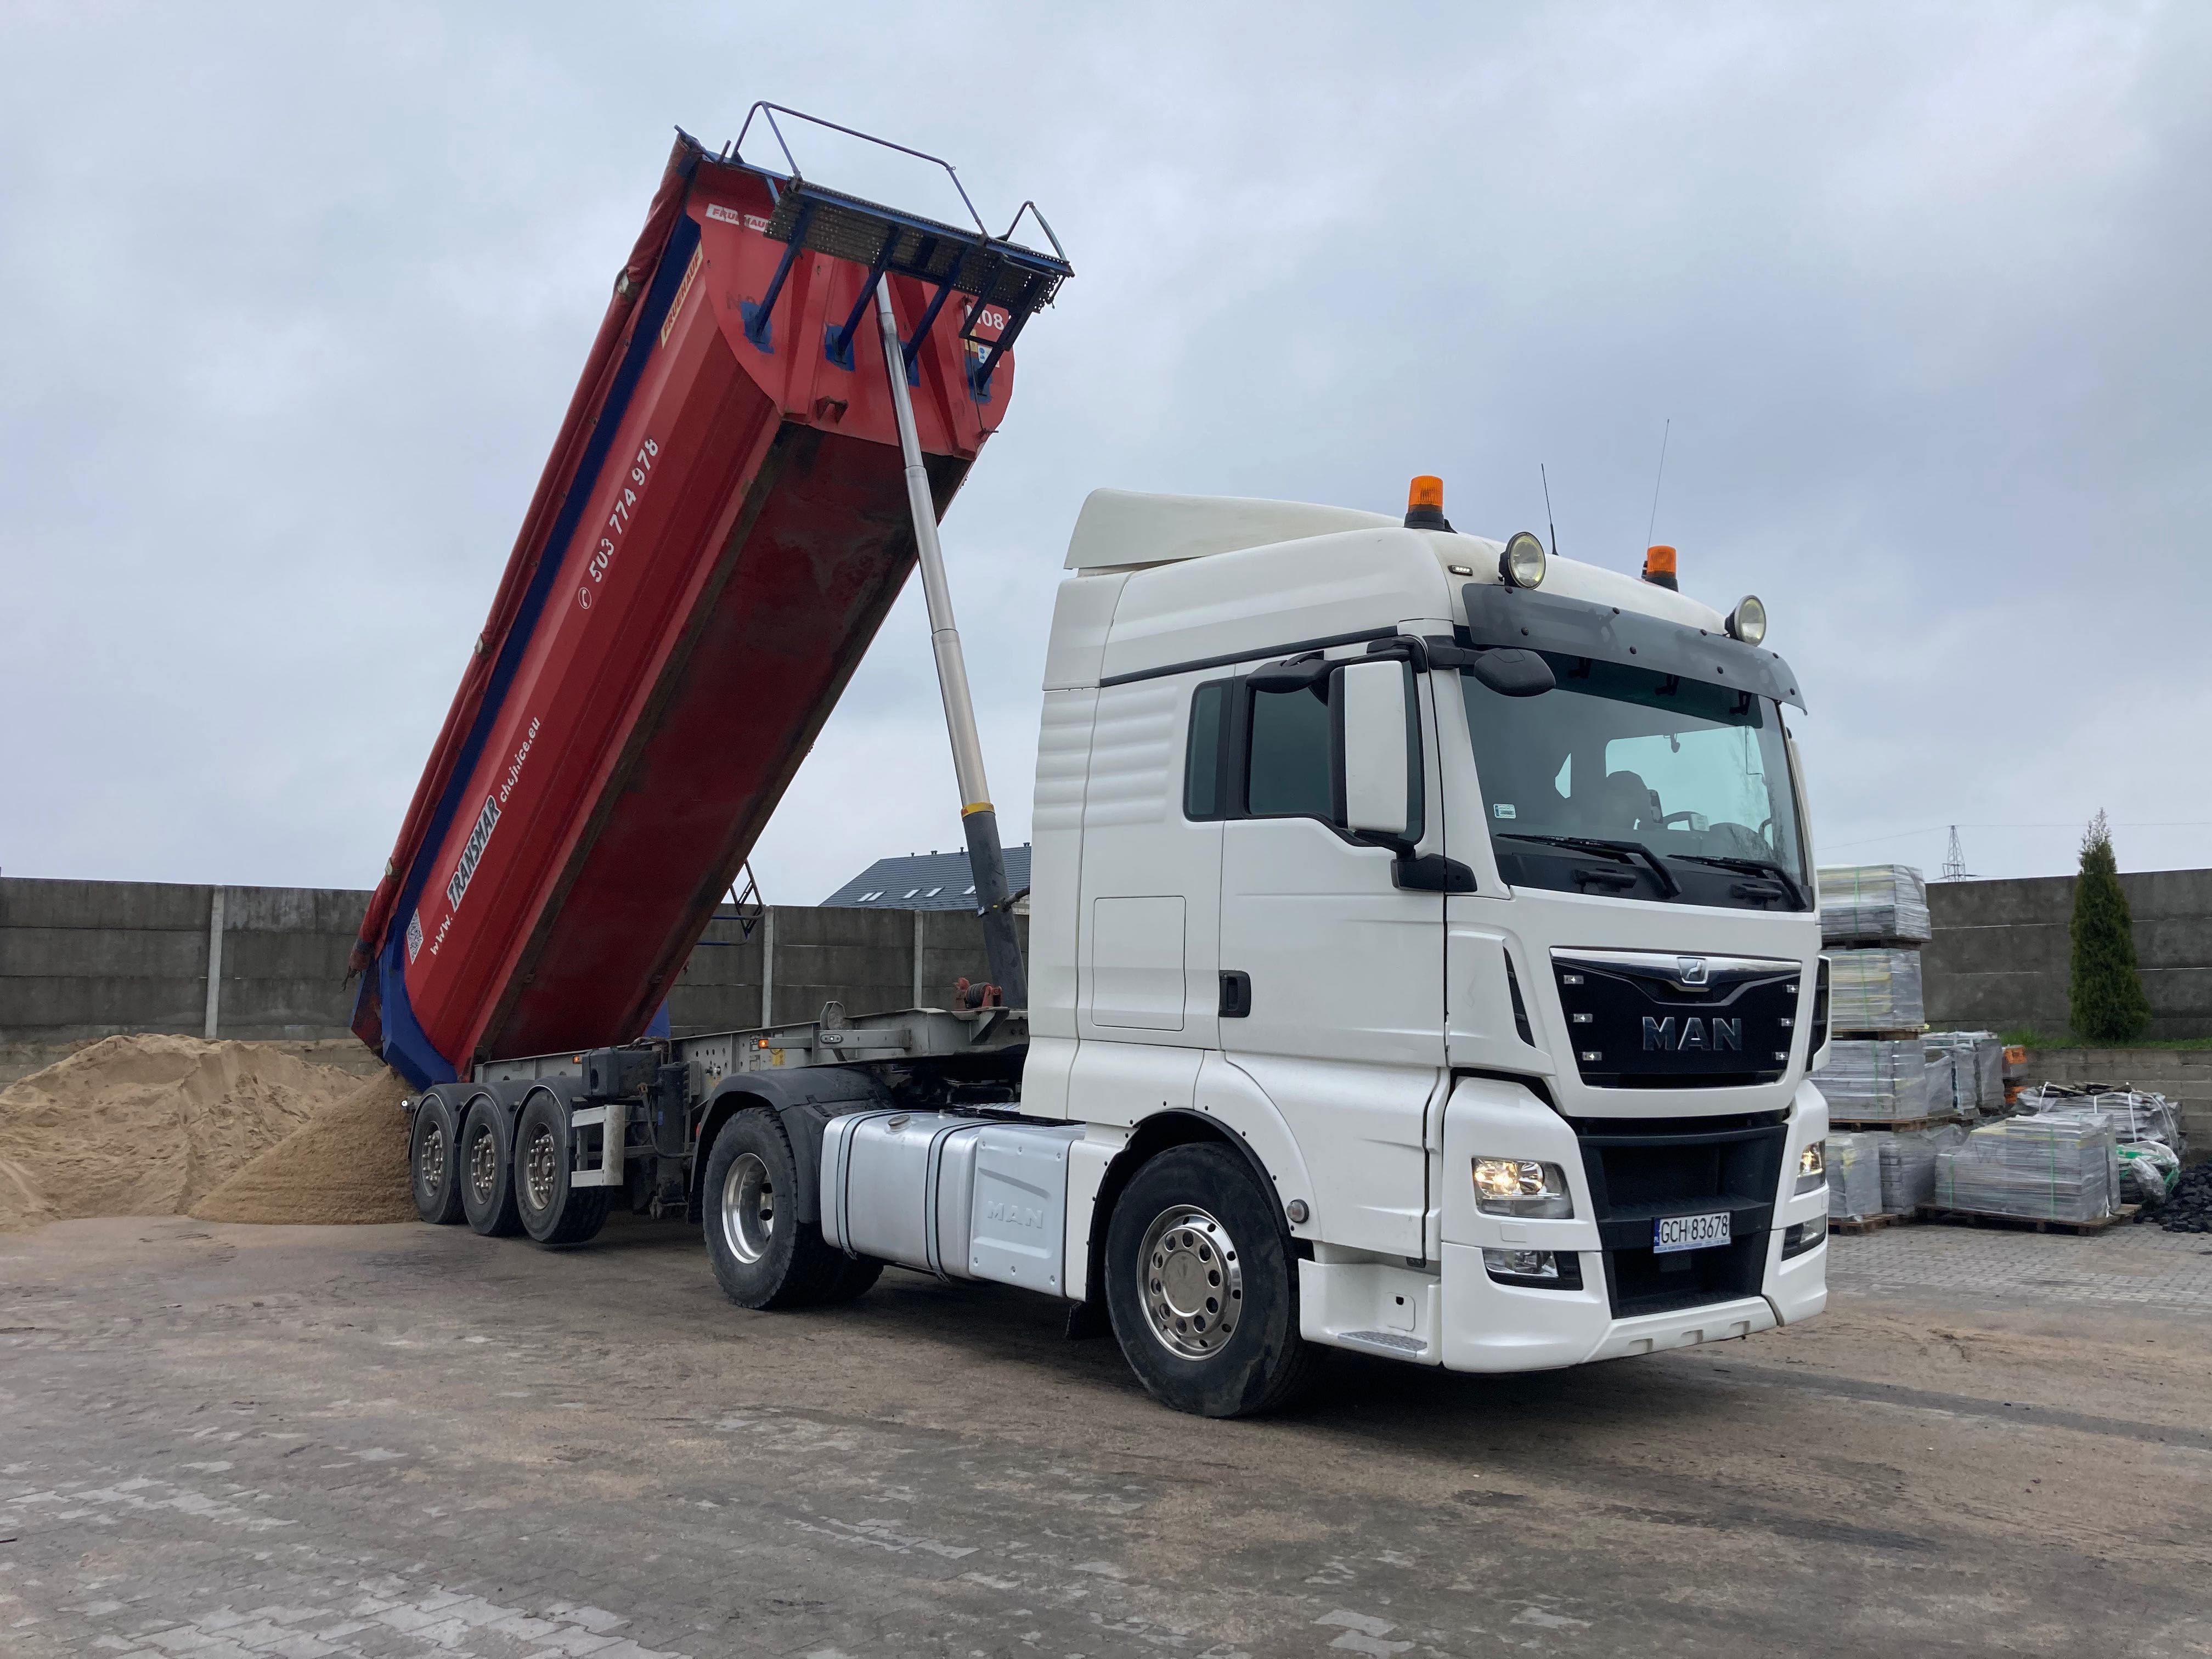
xmin=1645 ymin=417 xmax=1672 ymax=547
xmin=1540 ymin=463 xmax=1559 ymax=556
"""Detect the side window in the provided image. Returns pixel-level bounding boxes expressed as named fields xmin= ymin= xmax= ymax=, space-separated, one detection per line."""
xmin=1183 ymin=680 xmax=1230 ymax=820
xmin=1246 ymin=682 xmax=1334 ymax=819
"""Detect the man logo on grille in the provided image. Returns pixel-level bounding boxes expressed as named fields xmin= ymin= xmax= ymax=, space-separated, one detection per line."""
xmin=1677 ymin=956 xmax=1709 ymax=986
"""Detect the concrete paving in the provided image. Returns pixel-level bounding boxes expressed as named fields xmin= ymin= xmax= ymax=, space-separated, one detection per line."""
xmin=4 ymin=1215 xmax=2209 ymax=1658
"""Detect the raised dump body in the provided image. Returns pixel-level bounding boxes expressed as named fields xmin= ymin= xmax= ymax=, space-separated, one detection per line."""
xmin=351 ymin=121 xmax=1069 ymax=1088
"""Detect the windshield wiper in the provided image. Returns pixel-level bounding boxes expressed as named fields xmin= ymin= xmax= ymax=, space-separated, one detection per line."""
xmin=1496 ymin=833 xmax=1681 ymax=899
xmin=1669 ymin=853 xmax=1807 ymax=909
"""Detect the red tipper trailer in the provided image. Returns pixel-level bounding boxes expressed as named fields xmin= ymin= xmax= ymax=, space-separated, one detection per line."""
xmin=350 ymin=113 xmax=1070 ymax=1090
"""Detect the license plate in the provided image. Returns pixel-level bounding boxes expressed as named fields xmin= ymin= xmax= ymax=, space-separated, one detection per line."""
xmin=1654 ymin=1211 xmax=1731 ymax=1254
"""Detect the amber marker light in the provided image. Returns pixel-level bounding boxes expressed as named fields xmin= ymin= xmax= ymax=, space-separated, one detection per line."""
xmin=1643 ymin=543 xmax=1679 ymax=591
xmin=1403 ymin=474 xmax=1452 ymax=531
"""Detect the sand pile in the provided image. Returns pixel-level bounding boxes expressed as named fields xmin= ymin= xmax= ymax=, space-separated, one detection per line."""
xmin=191 ymin=1067 xmax=415 ymax=1224
xmin=0 ymin=1033 xmax=365 ymax=1231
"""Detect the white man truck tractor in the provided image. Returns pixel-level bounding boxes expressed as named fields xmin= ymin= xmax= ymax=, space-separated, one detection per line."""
xmin=393 ymin=120 xmax=1831 ymax=1418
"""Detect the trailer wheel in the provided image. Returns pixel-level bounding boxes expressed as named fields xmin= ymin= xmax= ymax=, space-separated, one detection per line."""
xmin=409 ymin=1092 xmax=465 ymax=1225
xmin=1104 ymin=1143 xmax=1322 ymax=1418
xmin=458 ymin=1097 xmax=522 ymax=1237
xmin=513 ymin=1092 xmax=611 ymax=1247
xmin=701 ymin=1109 xmax=848 ymax=1310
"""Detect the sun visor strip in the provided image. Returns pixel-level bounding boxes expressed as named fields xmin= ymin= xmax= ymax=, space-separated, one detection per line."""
xmin=1460 ymin=584 xmax=1804 ymax=710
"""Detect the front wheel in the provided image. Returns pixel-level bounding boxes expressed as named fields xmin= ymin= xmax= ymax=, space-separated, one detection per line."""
xmin=1104 ymin=1143 xmax=1322 ymax=1418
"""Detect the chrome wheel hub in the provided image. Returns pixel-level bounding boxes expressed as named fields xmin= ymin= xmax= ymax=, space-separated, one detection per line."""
xmin=522 ymin=1125 xmax=560 ymax=1212
xmin=1139 ymin=1205 xmax=1242 ymax=1359
xmin=417 ymin=1124 xmax=447 ymax=1197
xmin=721 ymin=1152 xmax=776 ymax=1265
xmin=467 ymin=1123 xmax=498 ymax=1205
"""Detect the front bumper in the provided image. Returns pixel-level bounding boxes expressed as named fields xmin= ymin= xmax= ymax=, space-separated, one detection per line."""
xmin=1300 ymin=1074 xmax=1830 ymax=1373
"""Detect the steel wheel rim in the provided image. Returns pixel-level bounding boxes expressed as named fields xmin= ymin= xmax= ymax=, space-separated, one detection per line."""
xmin=522 ymin=1125 xmax=560 ymax=1213
xmin=417 ymin=1122 xmax=447 ymax=1198
xmin=1139 ymin=1204 xmax=1242 ymax=1359
xmin=467 ymin=1122 xmax=498 ymax=1205
xmin=721 ymin=1152 xmax=776 ymax=1264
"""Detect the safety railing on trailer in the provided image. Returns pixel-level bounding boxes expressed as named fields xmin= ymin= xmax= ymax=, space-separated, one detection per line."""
xmin=723 ymin=102 xmax=1073 ymax=399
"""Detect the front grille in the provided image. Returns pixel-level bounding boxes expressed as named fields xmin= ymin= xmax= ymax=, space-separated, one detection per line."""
xmin=1569 ymin=1112 xmax=1787 ymax=1318
xmin=1554 ymin=950 xmax=1799 ymax=1088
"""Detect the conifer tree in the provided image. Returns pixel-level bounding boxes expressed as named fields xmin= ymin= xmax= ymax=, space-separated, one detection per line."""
xmin=2069 ymin=810 xmax=2151 ymax=1044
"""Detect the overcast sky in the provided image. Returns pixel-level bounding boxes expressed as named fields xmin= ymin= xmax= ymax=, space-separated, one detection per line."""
xmin=4 ymin=2 xmax=2208 ymax=904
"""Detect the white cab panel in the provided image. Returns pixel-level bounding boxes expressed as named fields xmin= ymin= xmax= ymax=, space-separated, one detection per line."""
xmin=1042 ymin=572 xmax=1126 ymax=689
xmin=1028 ymin=687 xmax=1098 ymax=1043
xmin=1087 ymin=896 xmax=1187 ymax=1030
xmin=1099 ymin=528 xmax=1448 ymax=684
xmin=1077 ymin=677 xmax=1219 ymax=1048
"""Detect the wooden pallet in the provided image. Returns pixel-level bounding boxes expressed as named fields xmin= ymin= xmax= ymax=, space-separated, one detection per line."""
xmin=1827 ymin=1211 xmax=1912 ymax=1234
xmin=1830 ymin=1116 xmax=1959 ymax=1135
xmin=1920 ymin=1203 xmax=2140 ymax=1237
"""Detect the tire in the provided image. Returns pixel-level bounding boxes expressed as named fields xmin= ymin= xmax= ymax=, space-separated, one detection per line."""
xmin=819 ymin=1253 xmax=886 ymax=1305
xmin=458 ymin=1096 xmax=522 ymax=1237
xmin=701 ymin=1108 xmax=849 ymax=1310
xmin=409 ymin=1091 xmax=465 ymax=1225
xmin=513 ymin=1091 xmax=611 ymax=1247
xmin=1104 ymin=1143 xmax=1323 ymax=1418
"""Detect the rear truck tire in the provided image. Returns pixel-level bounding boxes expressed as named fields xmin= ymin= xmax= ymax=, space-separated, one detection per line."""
xmin=458 ymin=1097 xmax=523 ymax=1237
xmin=1104 ymin=1143 xmax=1323 ymax=1418
xmin=819 ymin=1253 xmax=886 ymax=1305
xmin=409 ymin=1092 xmax=465 ymax=1225
xmin=701 ymin=1108 xmax=850 ymax=1310
xmin=513 ymin=1092 xmax=611 ymax=1247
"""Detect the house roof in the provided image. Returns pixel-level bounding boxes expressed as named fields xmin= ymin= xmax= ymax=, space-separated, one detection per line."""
xmin=820 ymin=844 xmax=1034 ymax=911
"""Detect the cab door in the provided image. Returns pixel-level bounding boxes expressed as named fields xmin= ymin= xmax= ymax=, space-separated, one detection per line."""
xmin=1213 ymin=655 xmax=1447 ymax=1258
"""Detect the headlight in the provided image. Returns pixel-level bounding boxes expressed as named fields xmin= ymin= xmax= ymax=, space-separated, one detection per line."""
xmin=1472 ymin=1157 xmax=1573 ymax=1218
xmin=1795 ymin=1143 xmax=1825 ymax=1195
xmin=1726 ymin=594 xmax=1767 ymax=646
xmin=1499 ymin=531 xmax=1547 ymax=590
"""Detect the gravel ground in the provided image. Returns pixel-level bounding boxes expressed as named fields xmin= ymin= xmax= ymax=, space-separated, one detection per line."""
xmin=3 ymin=1215 xmax=2209 ymax=1657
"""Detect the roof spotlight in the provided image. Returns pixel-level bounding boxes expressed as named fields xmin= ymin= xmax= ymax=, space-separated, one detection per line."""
xmin=1726 ymin=594 xmax=1768 ymax=646
xmin=1500 ymin=531 xmax=1547 ymax=589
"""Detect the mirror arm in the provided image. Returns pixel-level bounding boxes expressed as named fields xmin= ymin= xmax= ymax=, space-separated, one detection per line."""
xmin=1392 ymin=852 xmax=1478 ymax=894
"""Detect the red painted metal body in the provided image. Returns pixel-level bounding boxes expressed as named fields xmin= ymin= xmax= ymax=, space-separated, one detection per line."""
xmin=351 ymin=136 xmax=1018 ymax=1084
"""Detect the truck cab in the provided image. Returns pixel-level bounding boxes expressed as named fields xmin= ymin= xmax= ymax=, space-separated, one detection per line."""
xmin=1019 ymin=486 xmax=1830 ymax=1401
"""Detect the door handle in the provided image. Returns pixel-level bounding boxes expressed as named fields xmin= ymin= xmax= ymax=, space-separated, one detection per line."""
xmin=1218 ymin=970 xmax=1251 ymax=1018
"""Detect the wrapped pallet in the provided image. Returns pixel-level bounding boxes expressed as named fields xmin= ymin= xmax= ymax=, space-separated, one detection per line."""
xmin=1827 ymin=947 xmax=1925 ymax=1032
xmin=1925 ymin=1032 xmax=2004 ymax=1114
xmin=1933 ymin=1114 xmax=2119 ymax=1223
xmin=1878 ymin=1125 xmax=1965 ymax=1214
xmin=1923 ymin=1048 xmax=1958 ymax=1120
xmin=1815 ymin=1038 xmax=1930 ymax=1120
xmin=1818 ymin=864 xmax=1932 ymax=945
xmin=1826 ymin=1132 xmax=1886 ymax=1221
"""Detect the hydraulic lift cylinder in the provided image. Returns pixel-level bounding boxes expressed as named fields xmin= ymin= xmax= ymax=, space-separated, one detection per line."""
xmin=874 ymin=282 xmax=1028 ymax=1008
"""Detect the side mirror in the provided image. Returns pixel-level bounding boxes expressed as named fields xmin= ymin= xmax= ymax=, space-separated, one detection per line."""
xmin=1335 ymin=658 xmax=1414 ymax=837
xmin=1471 ymin=647 xmax=1553 ymax=697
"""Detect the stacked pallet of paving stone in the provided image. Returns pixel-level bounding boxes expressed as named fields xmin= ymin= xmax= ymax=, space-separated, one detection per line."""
xmin=1931 ymin=1113 xmax=2122 ymax=1226
xmin=1818 ymin=864 xmax=1932 ymax=946
xmin=1924 ymin=1031 xmax=2006 ymax=1118
xmin=1818 ymin=1039 xmax=1932 ymax=1120
xmin=1877 ymin=1124 xmax=1966 ymax=1214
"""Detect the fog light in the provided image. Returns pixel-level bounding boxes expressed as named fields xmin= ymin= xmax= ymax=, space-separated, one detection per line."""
xmin=1795 ymin=1142 xmax=1825 ymax=1195
xmin=1781 ymin=1215 xmax=1827 ymax=1259
xmin=1483 ymin=1248 xmax=1559 ymax=1279
xmin=1472 ymin=1157 xmax=1573 ymax=1218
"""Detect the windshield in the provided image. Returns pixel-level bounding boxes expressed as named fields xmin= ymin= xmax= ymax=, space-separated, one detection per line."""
xmin=1461 ymin=654 xmax=1808 ymax=909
